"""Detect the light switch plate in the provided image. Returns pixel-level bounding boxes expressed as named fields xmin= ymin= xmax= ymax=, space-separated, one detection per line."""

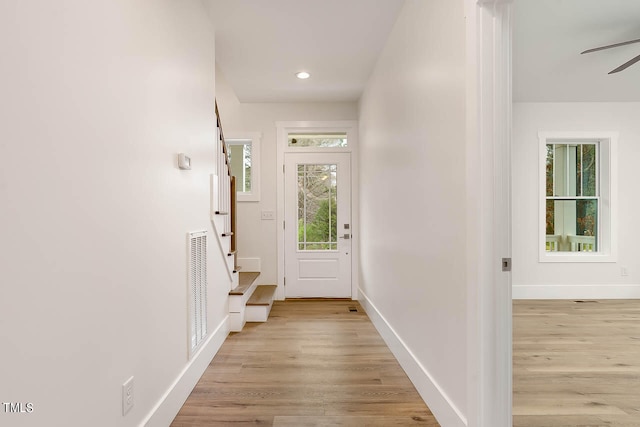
xmin=261 ymin=210 xmax=275 ymax=220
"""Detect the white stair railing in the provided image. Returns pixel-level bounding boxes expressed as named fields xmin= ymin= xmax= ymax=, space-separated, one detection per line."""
xmin=211 ymin=102 xmax=237 ymax=287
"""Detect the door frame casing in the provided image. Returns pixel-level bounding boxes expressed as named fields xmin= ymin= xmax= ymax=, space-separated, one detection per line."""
xmin=276 ymin=121 xmax=359 ymax=301
xmin=465 ymin=0 xmax=513 ymax=426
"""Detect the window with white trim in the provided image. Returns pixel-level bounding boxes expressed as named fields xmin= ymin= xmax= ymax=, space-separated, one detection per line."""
xmin=288 ymin=132 xmax=347 ymax=148
xmin=539 ymin=132 xmax=617 ymax=262
xmin=226 ymin=132 xmax=261 ymax=202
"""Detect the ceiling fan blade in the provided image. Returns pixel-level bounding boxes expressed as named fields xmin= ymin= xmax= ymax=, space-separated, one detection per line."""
xmin=608 ymin=53 xmax=640 ymax=74
xmin=581 ymin=38 xmax=640 ymax=54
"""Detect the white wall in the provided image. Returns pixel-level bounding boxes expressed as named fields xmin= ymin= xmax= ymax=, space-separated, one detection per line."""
xmin=0 ymin=2 xmax=228 ymax=426
xmin=358 ymin=1 xmax=467 ymax=425
xmin=513 ymin=102 xmax=640 ymax=299
xmin=215 ymin=68 xmax=358 ymax=284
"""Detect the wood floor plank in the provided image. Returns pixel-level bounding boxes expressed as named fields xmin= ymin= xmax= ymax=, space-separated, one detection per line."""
xmin=513 ymin=415 xmax=609 ymax=427
xmin=513 ymin=299 xmax=640 ymax=426
xmin=273 ymin=415 xmax=439 ymax=426
xmin=171 ymin=300 xmax=438 ymax=426
xmin=171 ymin=414 xmax=273 ymax=427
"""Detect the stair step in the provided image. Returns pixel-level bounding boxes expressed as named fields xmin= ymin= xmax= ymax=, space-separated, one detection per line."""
xmin=215 ymin=211 xmax=229 ymax=215
xmin=222 ymin=231 xmax=234 ymax=237
xmin=233 ymin=265 xmax=242 ymax=273
xmin=229 ymin=272 xmax=260 ymax=296
xmin=247 ymin=285 xmax=277 ymax=306
xmin=227 ymin=250 xmax=236 ymax=257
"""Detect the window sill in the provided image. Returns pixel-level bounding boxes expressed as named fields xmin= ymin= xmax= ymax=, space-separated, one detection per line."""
xmin=539 ymin=252 xmax=617 ymax=263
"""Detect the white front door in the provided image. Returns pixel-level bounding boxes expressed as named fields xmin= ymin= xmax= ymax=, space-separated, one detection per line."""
xmin=284 ymin=152 xmax=351 ymax=298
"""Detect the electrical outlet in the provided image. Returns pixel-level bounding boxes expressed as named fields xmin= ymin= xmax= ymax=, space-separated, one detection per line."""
xmin=621 ymin=267 xmax=629 ymax=277
xmin=122 ymin=376 xmax=134 ymax=415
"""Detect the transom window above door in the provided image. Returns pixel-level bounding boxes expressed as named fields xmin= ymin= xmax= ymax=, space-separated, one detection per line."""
xmin=288 ymin=132 xmax=347 ymax=148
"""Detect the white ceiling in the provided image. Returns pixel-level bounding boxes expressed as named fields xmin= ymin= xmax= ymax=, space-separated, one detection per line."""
xmin=514 ymin=0 xmax=640 ymax=102
xmin=204 ymin=0 xmax=405 ymax=103
xmin=206 ymin=0 xmax=640 ymax=104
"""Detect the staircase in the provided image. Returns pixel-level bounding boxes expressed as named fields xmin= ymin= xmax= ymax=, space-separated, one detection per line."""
xmin=228 ymin=272 xmax=277 ymax=331
xmin=214 ymin=102 xmax=277 ymax=332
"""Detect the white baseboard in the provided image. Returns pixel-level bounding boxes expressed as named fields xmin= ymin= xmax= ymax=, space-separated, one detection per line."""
xmin=358 ymin=289 xmax=467 ymax=427
xmin=142 ymin=316 xmax=229 ymax=427
xmin=237 ymin=257 xmax=260 ymax=272
xmin=513 ymin=284 xmax=640 ymax=300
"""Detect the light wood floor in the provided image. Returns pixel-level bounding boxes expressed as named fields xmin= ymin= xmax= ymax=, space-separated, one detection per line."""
xmin=513 ymin=299 xmax=640 ymax=427
xmin=171 ymin=300 xmax=439 ymax=427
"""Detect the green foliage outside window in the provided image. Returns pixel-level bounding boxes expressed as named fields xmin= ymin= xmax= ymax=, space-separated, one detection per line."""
xmin=298 ymin=198 xmax=337 ymax=250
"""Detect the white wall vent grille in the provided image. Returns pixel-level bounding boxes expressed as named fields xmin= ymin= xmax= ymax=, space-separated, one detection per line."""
xmin=188 ymin=230 xmax=208 ymax=357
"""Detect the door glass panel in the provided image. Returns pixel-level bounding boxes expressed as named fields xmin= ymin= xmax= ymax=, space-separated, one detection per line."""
xmin=297 ymin=164 xmax=338 ymax=250
xmin=288 ymin=133 xmax=347 ymax=148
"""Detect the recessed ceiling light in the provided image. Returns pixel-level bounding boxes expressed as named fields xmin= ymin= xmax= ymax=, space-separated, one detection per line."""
xmin=296 ymin=71 xmax=310 ymax=79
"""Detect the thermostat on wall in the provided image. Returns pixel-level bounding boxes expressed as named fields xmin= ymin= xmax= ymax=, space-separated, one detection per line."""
xmin=178 ymin=153 xmax=191 ymax=170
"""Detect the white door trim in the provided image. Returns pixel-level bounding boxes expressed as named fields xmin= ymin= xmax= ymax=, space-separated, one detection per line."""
xmin=276 ymin=121 xmax=359 ymax=301
xmin=466 ymin=1 xmax=513 ymax=426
